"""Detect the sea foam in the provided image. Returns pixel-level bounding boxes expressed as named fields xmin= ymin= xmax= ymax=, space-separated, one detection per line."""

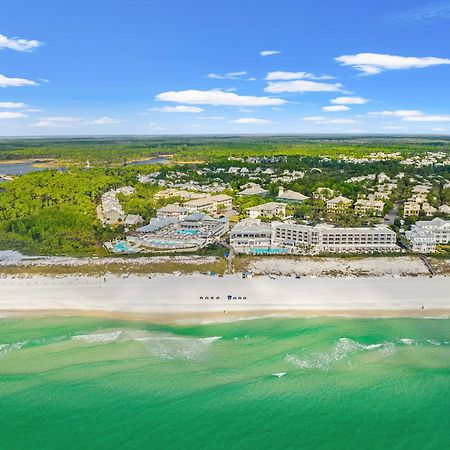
xmin=137 ymin=333 xmax=222 ymax=360
xmin=72 ymin=330 xmax=123 ymax=344
xmin=286 ymin=337 xmax=395 ymax=370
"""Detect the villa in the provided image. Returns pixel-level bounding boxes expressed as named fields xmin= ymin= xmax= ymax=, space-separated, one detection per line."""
xmin=326 ymin=196 xmax=353 ymax=214
xmin=355 ymin=199 xmax=385 ymax=215
xmin=403 ymin=201 xmax=420 ymax=217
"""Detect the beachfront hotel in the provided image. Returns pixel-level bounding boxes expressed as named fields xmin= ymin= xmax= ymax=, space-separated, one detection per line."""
xmin=231 ymin=219 xmax=399 ymax=254
xmin=405 ymin=217 xmax=450 ymax=253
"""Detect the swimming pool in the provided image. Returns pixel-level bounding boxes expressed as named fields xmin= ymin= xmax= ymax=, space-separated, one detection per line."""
xmin=250 ymin=247 xmax=289 ymax=255
xmin=113 ymin=241 xmax=132 ymax=252
xmin=176 ymin=229 xmax=199 ymax=235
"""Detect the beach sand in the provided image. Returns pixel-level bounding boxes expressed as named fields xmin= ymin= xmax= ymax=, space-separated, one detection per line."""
xmin=0 ymin=274 xmax=448 ymax=321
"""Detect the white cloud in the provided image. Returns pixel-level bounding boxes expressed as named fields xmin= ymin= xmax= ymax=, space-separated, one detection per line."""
xmin=30 ymin=116 xmax=80 ymax=127
xmin=331 ymin=96 xmax=368 ymax=105
xmin=91 ymin=116 xmax=122 ymax=125
xmin=156 ymin=89 xmax=286 ymax=106
xmin=302 ymin=116 xmax=357 ymax=124
xmin=335 ymin=52 xmax=450 ymax=75
xmin=368 ymin=109 xmax=450 ymax=122
xmin=264 ymin=80 xmax=343 ymax=93
xmin=403 ymin=114 xmax=450 ymax=122
xmin=42 ymin=116 xmax=80 ymax=123
xmin=265 ymin=71 xmax=334 ymax=80
xmin=230 ymin=118 xmax=273 ymax=124
xmin=260 ymin=50 xmax=281 ymax=57
xmin=322 ymin=105 xmax=350 ymax=112
xmin=0 ymin=74 xmax=37 ymax=88
xmin=0 ymin=102 xmax=27 ymax=109
xmin=303 ymin=116 xmax=326 ymax=121
xmin=327 ymin=118 xmax=358 ymax=124
xmin=431 ymin=128 xmax=447 ymax=132
xmin=0 ymin=34 xmax=41 ymax=52
xmin=381 ymin=126 xmax=406 ymax=130
xmin=207 ymin=71 xmax=252 ymax=80
xmin=150 ymin=105 xmax=204 ymax=113
xmin=368 ymin=110 xmax=422 ymax=117
xmin=0 ymin=111 xmax=27 ymax=119
xmin=30 ymin=121 xmax=72 ymax=128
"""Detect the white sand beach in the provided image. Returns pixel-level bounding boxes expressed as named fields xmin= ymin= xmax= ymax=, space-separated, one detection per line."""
xmin=0 ymin=274 xmax=449 ymax=320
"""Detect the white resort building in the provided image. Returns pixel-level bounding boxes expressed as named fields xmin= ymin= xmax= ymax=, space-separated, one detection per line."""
xmin=405 ymin=217 xmax=450 ymax=253
xmin=230 ymin=220 xmax=399 ymax=254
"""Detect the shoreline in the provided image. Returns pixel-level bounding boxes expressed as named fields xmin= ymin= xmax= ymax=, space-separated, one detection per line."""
xmin=1 ymin=274 xmax=449 ymax=322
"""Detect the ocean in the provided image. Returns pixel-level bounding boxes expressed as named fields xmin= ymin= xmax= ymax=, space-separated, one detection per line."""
xmin=0 ymin=316 xmax=448 ymax=449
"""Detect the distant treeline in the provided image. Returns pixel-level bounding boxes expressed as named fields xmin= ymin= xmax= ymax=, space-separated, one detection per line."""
xmin=0 ymin=135 xmax=449 ymax=164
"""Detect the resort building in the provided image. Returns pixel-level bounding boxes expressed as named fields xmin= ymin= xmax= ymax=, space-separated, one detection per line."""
xmin=405 ymin=217 xmax=450 ymax=253
xmin=276 ymin=187 xmax=309 ymax=203
xmin=183 ymin=194 xmax=233 ymax=214
xmin=231 ymin=220 xmax=399 ymax=254
xmin=99 ymin=187 xmax=135 ymax=225
xmin=156 ymin=204 xmax=190 ymax=219
xmin=273 ymin=223 xmax=398 ymax=254
xmin=403 ymin=201 xmax=420 ymax=217
xmin=230 ymin=219 xmax=275 ymax=253
xmin=246 ymin=202 xmax=287 ymax=219
xmin=129 ymin=214 xmax=229 ymax=253
xmin=326 ymin=196 xmax=353 ymax=214
xmin=355 ymin=199 xmax=385 ymax=215
xmin=439 ymin=204 xmax=450 ymax=215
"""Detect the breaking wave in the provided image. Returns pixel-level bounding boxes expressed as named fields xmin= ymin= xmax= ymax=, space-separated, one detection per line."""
xmin=286 ymin=337 xmax=395 ymax=370
xmin=72 ymin=331 xmax=123 ymax=343
xmin=0 ymin=341 xmax=26 ymax=357
xmin=137 ymin=334 xmax=222 ymax=360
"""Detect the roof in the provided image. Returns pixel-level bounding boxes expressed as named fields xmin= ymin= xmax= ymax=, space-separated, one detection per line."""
xmin=211 ymin=194 xmax=233 ymax=201
xmin=231 ymin=219 xmax=273 ymax=234
xmin=415 ymin=217 xmax=450 ymax=228
xmin=137 ymin=217 xmax=178 ymax=233
xmin=184 ymin=197 xmax=215 ymax=207
xmin=238 ymin=186 xmax=269 ymax=196
xmin=158 ymin=204 xmax=188 ymax=213
xmin=327 ymin=196 xmax=353 ymax=205
xmin=247 ymin=202 xmax=286 ymax=212
xmin=125 ymin=214 xmax=143 ymax=225
xmin=355 ymin=199 xmax=384 ymax=207
xmin=277 ymin=190 xmax=309 ymax=201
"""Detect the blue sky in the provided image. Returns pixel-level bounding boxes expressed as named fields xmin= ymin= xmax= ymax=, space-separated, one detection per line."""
xmin=1 ymin=0 xmax=450 ymax=135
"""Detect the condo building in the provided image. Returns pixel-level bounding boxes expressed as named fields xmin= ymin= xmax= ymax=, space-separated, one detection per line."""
xmin=231 ymin=220 xmax=399 ymax=254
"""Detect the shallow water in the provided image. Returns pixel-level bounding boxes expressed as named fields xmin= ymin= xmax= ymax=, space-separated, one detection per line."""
xmin=0 ymin=316 xmax=448 ymax=449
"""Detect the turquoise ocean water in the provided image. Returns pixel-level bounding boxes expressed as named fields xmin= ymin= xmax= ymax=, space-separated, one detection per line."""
xmin=0 ymin=316 xmax=449 ymax=449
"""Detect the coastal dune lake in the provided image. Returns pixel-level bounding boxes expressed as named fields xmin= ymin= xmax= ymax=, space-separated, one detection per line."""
xmin=0 ymin=316 xmax=448 ymax=449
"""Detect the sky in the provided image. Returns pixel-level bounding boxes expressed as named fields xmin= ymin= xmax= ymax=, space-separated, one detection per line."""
xmin=1 ymin=0 xmax=450 ymax=136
